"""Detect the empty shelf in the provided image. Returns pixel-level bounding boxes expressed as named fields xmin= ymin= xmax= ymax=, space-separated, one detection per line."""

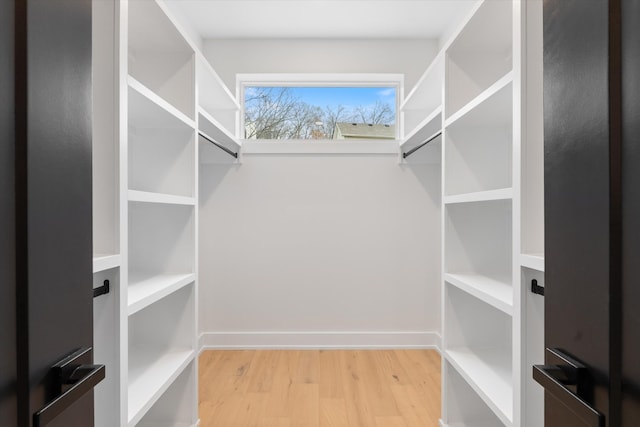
xmin=402 ymin=106 xmax=442 ymax=150
xmin=445 ymin=72 xmax=513 ymax=129
xmin=445 ymin=348 xmax=513 ymax=427
xmin=521 ymin=253 xmax=544 ymax=272
xmin=128 ymin=190 xmax=195 ymax=206
xmin=445 ymin=273 xmax=513 ymax=315
xmin=129 ymin=76 xmax=196 ymax=130
xmin=444 ymin=188 xmax=513 ymax=205
xmin=93 ymin=254 xmax=121 ymax=273
xmin=128 ymin=348 xmax=194 ymax=427
xmin=128 ymin=273 xmax=195 ymax=315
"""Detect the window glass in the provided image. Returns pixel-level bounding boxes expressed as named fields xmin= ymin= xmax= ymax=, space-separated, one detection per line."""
xmin=243 ymin=86 xmax=397 ymax=140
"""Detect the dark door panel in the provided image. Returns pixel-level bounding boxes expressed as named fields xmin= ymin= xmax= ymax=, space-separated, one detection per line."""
xmin=0 ymin=0 xmax=17 ymax=424
xmin=622 ymin=0 xmax=640 ymax=425
xmin=15 ymin=0 xmax=96 ymax=425
xmin=543 ymin=0 xmax=612 ymax=425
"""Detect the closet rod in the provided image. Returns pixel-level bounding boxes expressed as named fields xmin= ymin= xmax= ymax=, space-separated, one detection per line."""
xmin=402 ymin=130 xmax=442 ymax=159
xmin=198 ymin=132 xmax=238 ymax=159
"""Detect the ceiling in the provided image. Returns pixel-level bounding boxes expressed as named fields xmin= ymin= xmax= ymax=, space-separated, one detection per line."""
xmin=166 ymin=0 xmax=476 ymax=40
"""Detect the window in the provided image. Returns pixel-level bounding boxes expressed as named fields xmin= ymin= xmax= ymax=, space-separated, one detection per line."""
xmin=239 ymin=75 xmax=401 ymax=141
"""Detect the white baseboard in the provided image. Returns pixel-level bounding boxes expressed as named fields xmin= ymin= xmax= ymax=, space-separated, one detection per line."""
xmin=199 ymin=330 xmax=441 ymax=351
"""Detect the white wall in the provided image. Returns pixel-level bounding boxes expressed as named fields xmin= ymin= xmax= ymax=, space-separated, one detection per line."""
xmin=202 ymin=38 xmax=439 ymax=95
xmin=199 ymin=153 xmax=441 ymax=348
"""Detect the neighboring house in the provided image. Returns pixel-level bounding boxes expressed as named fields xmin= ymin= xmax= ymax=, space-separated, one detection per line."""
xmin=332 ymin=122 xmax=396 ymax=140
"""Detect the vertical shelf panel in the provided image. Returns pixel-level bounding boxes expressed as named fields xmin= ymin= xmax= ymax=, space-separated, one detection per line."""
xmin=521 ymin=0 xmax=545 ymax=262
xmin=92 ymin=1 xmax=123 ymax=425
xmin=522 ymin=269 xmax=544 ymax=427
xmin=92 ymin=0 xmax=119 ymax=260
xmin=93 ymin=269 xmax=120 ymax=427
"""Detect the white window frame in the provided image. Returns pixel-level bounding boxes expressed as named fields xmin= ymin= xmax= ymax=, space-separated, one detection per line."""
xmin=236 ymin=73 xmax=404 ymax=154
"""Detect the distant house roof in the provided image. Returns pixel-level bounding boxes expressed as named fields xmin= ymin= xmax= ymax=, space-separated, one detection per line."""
xmin=333 ymin=122 xmax=396 ymax=140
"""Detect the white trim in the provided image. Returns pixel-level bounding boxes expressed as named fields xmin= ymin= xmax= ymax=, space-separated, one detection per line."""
xmin=241 ymin=141 xmax=400 ymax=155
xmin=199 ymin=331 xmax=441 ymax=351
xmin=237 ymin=73 xmax=404 ymax=86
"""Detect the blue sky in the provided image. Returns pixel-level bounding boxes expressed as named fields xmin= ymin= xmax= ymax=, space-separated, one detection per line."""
xmin=246 ymin=86 xmax=396 ymax=112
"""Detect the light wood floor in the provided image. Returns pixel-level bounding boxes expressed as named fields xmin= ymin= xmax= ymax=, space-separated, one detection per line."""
xmin=199 ymin=350 xmax=441 ymax=427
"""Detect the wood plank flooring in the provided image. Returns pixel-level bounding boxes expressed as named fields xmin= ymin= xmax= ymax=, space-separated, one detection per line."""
xmin=199 ymin=350 xmax=441 ymax=427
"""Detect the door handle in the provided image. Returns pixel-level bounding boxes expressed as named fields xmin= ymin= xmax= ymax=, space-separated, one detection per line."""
xmin=33 ymin=347 xmax=105 ymax=427
xmin=533 ymin=348 xmax=604 ymax=427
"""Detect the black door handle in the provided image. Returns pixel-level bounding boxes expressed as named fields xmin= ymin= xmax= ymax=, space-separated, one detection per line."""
xmin=33 ymin=347 xmax=105 ymax=427
xmin=533 ymin=348 xmax=604 ymax=427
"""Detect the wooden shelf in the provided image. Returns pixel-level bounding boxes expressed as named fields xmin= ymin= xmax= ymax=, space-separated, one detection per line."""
xmin=127 ymin=348 xmax=195 ymax=427
xmin=444 ymin=188 xmax=512 ymax=205
xmin=445 ymin=273 xmax=513 ymax=315
xmin=128 ymin=76 xmax=196 ymax=130
xmin=93 ymin=254 xmax=121 ymax=273
xmin=128 ymin=190 xmax=195 ymax=206
xmin=521 ymin=253 xmax=544 ymax=272
xmin=445 ymin=72 xmax=513 ymax=129
xmin=445 ymin=348 xmax=513 ymax=427
xmin=128 ymin=273 xmax=195 ymax=315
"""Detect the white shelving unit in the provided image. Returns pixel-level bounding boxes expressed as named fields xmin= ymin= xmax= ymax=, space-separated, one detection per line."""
xmin=92 ymin=0 xmax=241 ymax=425
xmin=427 ymin=1 xmax=544 ymax=427
xmin=125 ymin=1 xmax=199 ymax=424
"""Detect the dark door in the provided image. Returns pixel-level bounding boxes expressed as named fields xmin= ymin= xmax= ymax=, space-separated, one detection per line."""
xmin=13 ymin=1 xmax=103 ymax=426
xmin=1 ymin=0 xmax=18 ymax=425
xmin=539 ymin=1 xmax=640 ymax=426
xmin=541 ymin=0 xmax=614 ymax=425
xmin=621 ymin=1 xmax=640 ymax=425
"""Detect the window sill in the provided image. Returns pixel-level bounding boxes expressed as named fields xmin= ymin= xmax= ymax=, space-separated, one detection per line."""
xmin=240 ymin=140 xmax=400 ymax=155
